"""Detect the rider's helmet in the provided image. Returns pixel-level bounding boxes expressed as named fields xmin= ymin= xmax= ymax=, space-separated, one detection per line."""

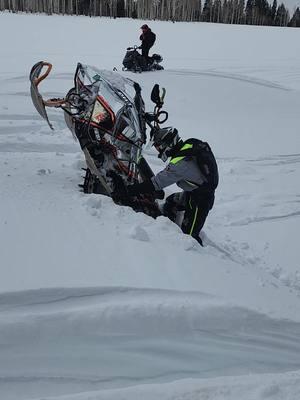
xmin=152 ymin=127 xmax=180 ymax=162
xmin=140 ymin=24 xmax=149 ymax=32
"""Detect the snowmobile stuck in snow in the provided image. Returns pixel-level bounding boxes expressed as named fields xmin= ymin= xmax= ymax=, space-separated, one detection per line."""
xmin=122 ymin=46 xmax=164 ymax=73
xmin=29 ymin=61 xmax=168 ymax=217
xmin=29 ymin=61 xmax=218 ymax=245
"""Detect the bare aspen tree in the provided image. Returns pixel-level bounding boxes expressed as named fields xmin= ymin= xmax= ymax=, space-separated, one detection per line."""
xmin=230 ymin=0 xmax=237 ymax=23
xmin=172 ymin=0 xmax=181 ymax=21
xmin=159 ymin=0 xmax=166 ymax=19
xmin=236 ymin=0 xmax=245 ymax=23
xmin=212 ymin=0 xmax=222 ymax=22
xmin=0 ymin=0 xmax=292 ymax=26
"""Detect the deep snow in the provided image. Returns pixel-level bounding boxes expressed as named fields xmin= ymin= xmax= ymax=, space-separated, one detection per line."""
xmin=0 ymin=12 xmax=300 ymax=400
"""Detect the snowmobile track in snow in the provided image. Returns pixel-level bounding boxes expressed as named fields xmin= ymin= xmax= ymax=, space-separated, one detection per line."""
xmin=167 ymin=69 xmax=291 ymax=91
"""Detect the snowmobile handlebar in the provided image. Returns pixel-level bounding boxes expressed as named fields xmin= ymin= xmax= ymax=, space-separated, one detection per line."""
xmin=145 ymin=111 xmax=168 ymax=125
xmin=44 ymin=98 xmax=66 ymax=107
xmin=144 ymin=85 xmax=169 ymax=132
xmin=126 ymin=46 xmax=140 ymax=50
xmin=156 ymin=110 xmax=168 ymax=124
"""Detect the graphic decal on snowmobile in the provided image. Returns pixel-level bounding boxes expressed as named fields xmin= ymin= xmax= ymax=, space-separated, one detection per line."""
xmin=92 ymin=96 xmax=115 ymax=126
xmin=29 ymin=61 xmax=169 ymax=217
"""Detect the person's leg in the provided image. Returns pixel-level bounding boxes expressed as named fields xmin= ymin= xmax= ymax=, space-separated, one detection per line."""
xmin=141 ymin=47 xmax=150 ymax=63
xmin=181 ymin=192 xmax=212 ymax=246
xmin=162 ymin=192 xmax=185 ymax=222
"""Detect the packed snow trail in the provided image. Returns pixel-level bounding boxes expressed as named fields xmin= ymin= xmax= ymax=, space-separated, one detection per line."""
xmin=1 ymin=288 xmax=300 ymax=400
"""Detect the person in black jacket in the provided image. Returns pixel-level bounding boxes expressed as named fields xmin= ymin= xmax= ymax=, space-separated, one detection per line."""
xmin=113 ymin=127 xmax=219 ymax=246
xmin=139 ymin=24 xmax=156 ymax=63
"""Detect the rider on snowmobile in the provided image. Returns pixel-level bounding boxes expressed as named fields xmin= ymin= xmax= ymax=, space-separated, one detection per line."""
xmin=139 ymin=24 xmax=156 ymax=63
xmin=113 ymin=127 xmax=219 ymax=246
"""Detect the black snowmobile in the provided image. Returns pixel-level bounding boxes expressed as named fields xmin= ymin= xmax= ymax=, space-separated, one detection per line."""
xmin=29 ymin=61 xmax=168 ymax=217
xmin=122 ymin=46 xmax=164 ymax=73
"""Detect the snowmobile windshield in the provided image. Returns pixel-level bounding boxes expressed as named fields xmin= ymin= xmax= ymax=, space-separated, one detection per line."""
xmin=73 ymin=64 xmax=146 ymax=148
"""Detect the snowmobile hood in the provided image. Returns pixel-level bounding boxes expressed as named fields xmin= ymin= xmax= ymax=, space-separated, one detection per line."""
xmin=73 ymin=64 xmax=146 ymax=145
xmin=29 ymin=61 xmax=147 ymax=146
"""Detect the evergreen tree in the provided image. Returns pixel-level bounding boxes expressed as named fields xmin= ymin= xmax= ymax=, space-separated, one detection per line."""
xmin=222 ymin=0 xmax=228 ymax=22
xmin=237 ymin=0 xmax=245 ymax=24
xmin=202 ymin=0 xmax=213 ymax=21
xmin=274 ymin=3 xmax=289 ymax=26
xmin=245 ymin=0 xmax=254 ymax=23
xmin=288 ymin=7 xmax=300 ymax=26
xmin=117 ymin=0 xmax=125 ymax=17
xmin=212 ymin=0 xmax=222 ymax=22
xmin=271 ymin=0 xmax=277 ymax=22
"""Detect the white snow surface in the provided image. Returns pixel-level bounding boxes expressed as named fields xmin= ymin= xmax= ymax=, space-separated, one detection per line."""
xmin=1 ymin=13 xmax=300 ymax=400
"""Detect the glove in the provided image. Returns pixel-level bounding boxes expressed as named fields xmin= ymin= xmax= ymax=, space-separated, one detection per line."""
xmin=127 ymin=179 xmax=156 ymax=197
xmin=111 ymin=191 xmax=131 ymax=206
xmin=111 ymin=176 xmax=160 ymax=204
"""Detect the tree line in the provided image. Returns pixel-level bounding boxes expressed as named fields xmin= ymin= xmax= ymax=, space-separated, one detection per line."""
xmin=0 ymin=0 xmax=299 ymax=27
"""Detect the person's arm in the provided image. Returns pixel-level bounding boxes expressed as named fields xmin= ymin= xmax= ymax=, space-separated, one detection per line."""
xmin=127 ymin=179 xmax=156 ymax=196
xmin=150 ymin=33 xmax=156 ymax=47
xmin=115 ymin=161 xmax=185 ymax=198
xmin=113 ymin=160 xmax=189 ymax=199
xmin=151 ymin=160 xmax=190 ymax=190
xmin=112 ymin=176 xmax=161 ymax=199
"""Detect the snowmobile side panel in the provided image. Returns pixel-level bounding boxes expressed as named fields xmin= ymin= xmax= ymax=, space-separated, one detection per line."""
xmin=82 ymin=147 xmax=112 ymax=196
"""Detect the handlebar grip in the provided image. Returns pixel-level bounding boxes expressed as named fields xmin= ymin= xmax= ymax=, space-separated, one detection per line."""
xmin=157 ymin=111 xmax=168 ymax=124
xmin=34 ymin=62 xmax=52 ymax=86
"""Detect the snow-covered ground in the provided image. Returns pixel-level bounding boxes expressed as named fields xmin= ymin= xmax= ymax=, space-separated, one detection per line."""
xmin=0 ymin=12 xmax=300 ymax=400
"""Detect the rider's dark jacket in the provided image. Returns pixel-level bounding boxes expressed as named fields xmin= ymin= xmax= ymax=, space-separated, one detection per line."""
xmin=140 ymin=29 xmax=156 ymax=52
xmin=151 ymin=140 xmax=218 ymax=194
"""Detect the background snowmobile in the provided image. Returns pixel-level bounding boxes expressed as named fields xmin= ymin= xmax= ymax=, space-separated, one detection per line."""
xmin=122 ymin=46 xmax=164 ymax=73
xmin=29 ymin=61 xmax=168 ymax=217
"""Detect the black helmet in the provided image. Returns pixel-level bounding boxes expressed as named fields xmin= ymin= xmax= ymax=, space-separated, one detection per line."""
xmin=141 ymin=24 xmax=149 ymax=30
xmin=152 ymin=127 xmax=180 ymax=161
